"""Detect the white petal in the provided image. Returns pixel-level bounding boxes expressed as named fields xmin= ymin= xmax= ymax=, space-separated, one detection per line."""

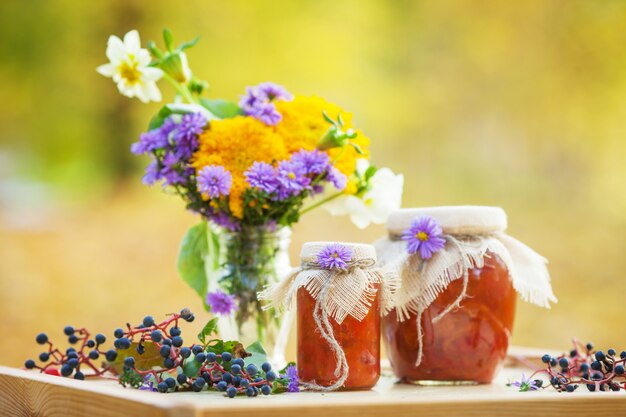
xmin=105 ymin=35 xmax=126 ymax=63
xmin=123 ymin=30 xmax=141 ymax=52
xmin=96 ymin=63 xmax=117 ymax=77
xmin=141 ymin=81 xmax=162 ymax=103
xmin=136 ymin=49 xmax=152 ymax=66
xmin=355 ymin=158 xmax=370 ymax=176
xmin=142 ymin=66 xmax=164 ymax=81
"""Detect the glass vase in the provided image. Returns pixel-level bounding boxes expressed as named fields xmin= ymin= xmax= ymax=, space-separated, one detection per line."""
xmin=205 ymin=224 xmax=293 ymax=365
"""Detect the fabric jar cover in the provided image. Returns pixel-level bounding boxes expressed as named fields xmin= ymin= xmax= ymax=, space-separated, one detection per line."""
xmin=258 ymin=241 xmax=398 ymax=390
xmin=375 ymin=206 xmax=557 ymax=366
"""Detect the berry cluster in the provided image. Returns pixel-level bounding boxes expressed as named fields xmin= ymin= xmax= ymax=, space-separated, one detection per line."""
xmin=25 ymin=308 xmax=296 ymax=397
xmin=520 ymin=340 xmax=626 ymax=392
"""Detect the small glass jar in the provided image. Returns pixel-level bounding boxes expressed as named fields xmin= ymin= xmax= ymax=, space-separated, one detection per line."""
xmin=376 ymin=206 xmax=555 ymax=384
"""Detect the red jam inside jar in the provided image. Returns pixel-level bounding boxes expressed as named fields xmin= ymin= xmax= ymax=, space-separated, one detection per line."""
xmin=383 ymin=252 xmax=516 ymax=383
xmin=297 ymin=285 xmax=381 ymax=390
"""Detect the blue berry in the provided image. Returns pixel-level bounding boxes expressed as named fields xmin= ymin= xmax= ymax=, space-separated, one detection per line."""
xmin=124 ymin=357 xmax=135 ymax=368
xmin=621 ymin=351 xmax=626 ymax=359
xmin=68 ymin=335 xmax=79 ymax=344
xmin=586 ymin=343 xmax=594 ymax=351
xmin=266 ymin=371 xmax=277 ymax=382
xmin=105 ymin=350 xmax=117 ymax=362
xmin=36 ymin=333 xmax=48 ymax=345
xmin=89 ymin=351 xmax=99 ymax=360
xmin=177 ymin=373 xmax=188 ymax=385
xmin=63 ymin=326 xmax=75 ymax=336
xmin=608 ymin=348 xmax=616 ymax=356
xmin=246 ymin=364 xmax=258 ymax=377
xmin=67 ymin=358 xmax=79 ymax=368
xmin=118 ymin=338 xmax=131 ymax=350
xmin=95 ymin=334 xmax=106 ymax=344
xmin=245 ymin=387 xmax=255 ymax=397
xmin=591 ymin=361 xmax=602 ymax=371
xmin=195 ymin=352 xmax=206 ymax=363
xmin=163 ymin=357 xmax=175 ymax=368
xmin=232 ymin=358 xmax=245 ymax=367
xmin=605 ymin=363 xmax=613 ymax=372
xmin=162 ymin=338 xmax=172 ymax=346
xmin=222 ymin=372 xmax=233 ymax=383
xmin=569 ymin=350 xmax=577 ymax=358
xmin=61 ymin=364 xmax=73 ymax=377
xmin=165 ymin=377 xmax=176 ymax=388
xmin=261 ymin=384 xmax=271 ymax=395
xmin=192 ymin=345 xmax=203 ymax=355
xmin=206 ymin=352 xmax=217 ymax=363
xmin=114 ymin=328 xmax=124 ymax=338
xmin=171 ymin=336 xmax=183 ymax=348
xmin=67 ymin=351 xmax=78 ymax=360
xmin=559 ymin=358 xmax=569 ymax=369
xmin=157 ymin=381 xmax=169 ymax=393
xmin=227 ymin=386 xmax=238 ymax=398
xmin=159 ymin=345 xmax=171 ymax=358
xmin=170 ymin=327 xmax=181 ymax=337
xmin=254 ymin=377 xmax=263 ymax=383
xmin=25 ymin=359 xmax=35 ymax=369
xmin=596 ymin=351 xmax=606 ymax=361
xmin=201 ymin=372 xmax=212 ymax=384
xmin=86 ymin=340 xmax=96 ymax=348
xmin=233 ymin=376 xmax=241 ymax=387
xmin=252 ymin=386 xmax=259 ymax=396
xmin=261 ymin=362 xmax=272 ymax=373
xmin=194 ymin=378 xmax=206 ymax=388
xmin=231 ymin=364 xmax=242 ymax=375
xmin=66 ymin=348 xmax=76 ymax=355
xmin=616 ymin=365 xmax=625 ymax=375
xmin=587 ymin=384 xmax=596 ymax=392
xmin=221 ymin=352 xmax=232 ymax=362
xmin=240 ymin=378 xmax=250 ymax=388
xmin=549 ymin=358 xmax=557 ymax=367
xmin=216 ymin=381 xmax=228 ymax=391
xmin=39 ymin=352 xmax=50 ymax=362
xmin=74 ymin=371 xmax=85 ymax=380
xmin=580 ymin=363 xmax=590 ymax=372
xmin=143 ymin=316 xmax=155 ymax=327
xmin=565 ymin=385 xmax=575 ymax=392
xmin=150 ymin=330 xmax=162 ymax=343
xmin=550 ymin=376 xmax=559 ymax=386
xmin=180 ymin=347 xmax=191 ymax=358
xmin=136 ymin=344 xmax=145 ymax=355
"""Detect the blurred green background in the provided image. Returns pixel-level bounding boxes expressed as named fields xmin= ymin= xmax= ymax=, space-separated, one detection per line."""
xmin=2 ymin=0 xmax=626 ymax=367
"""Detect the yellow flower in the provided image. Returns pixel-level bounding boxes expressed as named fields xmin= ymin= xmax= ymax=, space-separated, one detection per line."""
xmin=192 ymin=116 xmax=288 ymax=218
xmin=275 ymin=96 xmax=370 ymax=176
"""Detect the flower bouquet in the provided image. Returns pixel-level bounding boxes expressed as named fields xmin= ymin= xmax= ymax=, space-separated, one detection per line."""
xmin=97 ymin=29 xmax=403 ymax=358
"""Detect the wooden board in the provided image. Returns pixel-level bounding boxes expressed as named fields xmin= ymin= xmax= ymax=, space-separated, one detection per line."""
xmin=2 ymin=361 xmax=626 ymax=417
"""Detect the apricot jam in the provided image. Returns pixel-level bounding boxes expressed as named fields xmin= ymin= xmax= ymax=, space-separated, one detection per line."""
xmin=297 ymin=286 xmax=380 ymax=389
xmin=383 ymin=253 xmax=516 ymax=383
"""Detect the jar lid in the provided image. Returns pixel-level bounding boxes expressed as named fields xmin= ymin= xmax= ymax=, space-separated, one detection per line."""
xmin=300 ymin=241 xmax=377 ymax=263
xmin=386 ymin=206 xmax=507 ymax=235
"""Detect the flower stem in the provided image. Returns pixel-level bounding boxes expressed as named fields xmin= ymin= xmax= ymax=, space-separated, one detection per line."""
xmin=300 ymin=192 xmax=343 ymax=216
xmin=162 ymin=72 xmax=196 ymax=104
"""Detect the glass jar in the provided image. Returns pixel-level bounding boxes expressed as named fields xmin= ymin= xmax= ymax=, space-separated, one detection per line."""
xmin=376 ymin=206 xmax=555 ymax=384
xmin=297 ymin=282 xmax=380 ymax=389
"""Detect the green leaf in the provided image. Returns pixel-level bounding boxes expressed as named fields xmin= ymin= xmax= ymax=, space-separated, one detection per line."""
xmin=163 ymin=28 xmax=174 ymax=51
xmin=177 ymin=223 xmax=208 ymax=298
xmin=337 ymin=113 xmax=344 ymax=127
xmin=177 ymin=36 xmax=200 ymax=52
xmin=183 ymin=356 xmax=202 ymax=377
xmin=322 ymin=110 xmax=335 ymax=125
xmin=364 ymin=165 xmax=377 ymax=182
xmin=148 ymin=105 xmax=174 ymax=130
xmin=197 ymin=317 xmax=219 ymax=345
xmin=350 ymin=142 xmax=365 ymax=155
xmin=199 ymin=98 xmax=244 ymax=119
xmin=109 ymin=342 xmax=163 ymax=375
xmin=244 ymin=341 xmax=268 ymax=369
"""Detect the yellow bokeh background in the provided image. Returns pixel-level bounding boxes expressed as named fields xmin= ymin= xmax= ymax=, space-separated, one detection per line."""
xmin=2 ymin=0 xmax=626 ymax=367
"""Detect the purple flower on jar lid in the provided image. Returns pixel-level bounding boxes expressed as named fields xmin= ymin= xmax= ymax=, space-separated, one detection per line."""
xmin=205 ymin=290 xmax=238 ymax=316
xmin=197 ymin=165 xmax=232 ymax=198
xmin=402 ymin=216 xmax=446 ymax=259
xmin=317 ymin=243 xmax=353 ymax=270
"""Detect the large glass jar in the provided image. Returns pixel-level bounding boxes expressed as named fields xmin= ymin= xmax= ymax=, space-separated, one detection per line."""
xmin=383 ymin=251 xmax=516 ymax=383
xmin=376 ymin=206 xmax=555 ymax=384
xmin=297 ymin=283 xmax=380 ymax=389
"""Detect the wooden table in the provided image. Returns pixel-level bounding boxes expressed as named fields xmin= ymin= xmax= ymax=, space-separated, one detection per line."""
xmin=3 ymin=361 xmax=626 ymax=417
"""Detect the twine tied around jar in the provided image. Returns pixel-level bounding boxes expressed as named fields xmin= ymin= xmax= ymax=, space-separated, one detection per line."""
xmin=376 ymin=207 xmax=557 ymax=367
xmin=258 ymin=242 xmax=398 ymax=391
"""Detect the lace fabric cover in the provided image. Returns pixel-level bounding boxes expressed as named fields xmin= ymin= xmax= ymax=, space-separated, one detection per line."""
xmin=258 ymin=242 xmax=397 ymax=324
xmin=376 ymin=206 xmax=557 ymax=322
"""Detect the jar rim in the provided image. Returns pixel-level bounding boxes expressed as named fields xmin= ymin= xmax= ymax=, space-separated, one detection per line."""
xmin=386 ymin=206 xmax=507 ymax=235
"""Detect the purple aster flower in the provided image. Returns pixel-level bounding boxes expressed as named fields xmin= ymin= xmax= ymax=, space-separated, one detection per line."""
xmin=327 ymin=167 xmax=347 ymax=190
xmin=131 ymin=128 xmax=168 ymax=155
xmin=197 ymin=165 xmax=232 ymax=198
xmin=402 ymin=216 xmax=446 ymax=260
xmin=275 ymin=160 xmax=310 ymax=200
xmin=209 ymin=211 xmax=240 ymax=232
xmin=142 ymin=160 xmax=161 ymax=186
xmin=138 ymin=375 xmax=157 ymax=392
xmin=239 ymin=86 xmax=262 ymax=113
xmin=290 ymin=150 xmax=330 ymax=175
xmin=159 ymin=153 xmax=185 ymax=186
xmin=257 ymin=82 xmax=293 ymax=102
xmin=244 ymin=161 xmax=277 ymax=193
xmin=206 ymin=290 xmax=238 ymax=316
xmin=317 ymin=243 xmax=353 ymax=270
xmin=250 ymin=102 xmax=282 ymax=126
xmin=283 ymin=364 xmax=299 ymax=393
xmin=509 ymin=374 xmax=540 ymax=392
xmin=173 ymin=112 xmax=206 ymax=159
